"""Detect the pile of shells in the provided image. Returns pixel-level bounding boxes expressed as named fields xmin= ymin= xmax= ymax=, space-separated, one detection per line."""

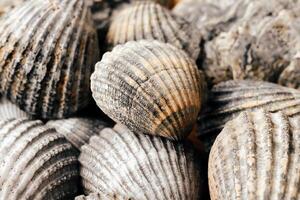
xmin=1 ymin=0 xmax=300 ymax=199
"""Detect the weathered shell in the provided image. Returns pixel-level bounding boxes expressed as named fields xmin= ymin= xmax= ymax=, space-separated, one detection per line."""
xmin=0 ymin=97 xmax=31 ymax=120
xmin=0 ymin=0 xmax=99 ymax=119
xmin=208 ymin=110 xmax=300 ymax=200
xmin=0 ymin=118 xmax=80 ymax=199
xmin=46 ymin=118 xmax=108 ymax=150
xmin=91 ymin=40 xmax=205 ymax=139
xmin=75 ymin=193 xmax=133 ymax=200
xmin=107 ymin=1 xmax=200 ymax=59
xmin=79 ymin=124 xmax=202 ymax=199
xmin=198 ymin=80 xmax=300 ymax=151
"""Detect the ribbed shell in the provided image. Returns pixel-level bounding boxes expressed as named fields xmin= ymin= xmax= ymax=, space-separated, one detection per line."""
xmin=198 ymin=80 xmax=300 ymax=146
xmin=75 ymin=193 xmax=133 ymax=200
xmin=46 ymin=118 xmax=107 ymax=150
xmin=208 ymin=110 xmax=300 ymax=200
xmin=107 ymin=1 xmax=200 ymax=59
xmin=0 ymin=98 xmax=31 ymax=120
xmin=0 ymin=118 xmax=80 ymax=199
xmin=91 ymin=40 xmax=204 ymax=139
xmin=0 ymin=0 xmax=99 ymax=119
xmin=79 ymin=124 xmax=202 ymax=199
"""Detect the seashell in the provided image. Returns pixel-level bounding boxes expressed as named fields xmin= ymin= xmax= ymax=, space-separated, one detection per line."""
xmin=278 ymin=55 xmax=300 ymax=89
xmin=208 ymin=110 xmax=300 ymax=200
xmin=79 ymin=124 xmax=202 ymax=199
xmin=0 ymin=118 xmax=80 ymax=199
xmin=0 ymin=0 xmax=26 ymax=16
xmin=0 ymin=0 xmax=99 ymax=119
xmin=91 ymin=40 xmax=205 ymax=140
xmin=75 ymin=193 xmax=133 ymax=200
xmin=46 ymin=118 xmax=108 ymax=150
xmin=107 ymin=1 xmax=200 ymax=59
xmin=198 ymin=80 xmax=300 ymax=151
xmin=0 ymin=97 xmax=32 ymax=120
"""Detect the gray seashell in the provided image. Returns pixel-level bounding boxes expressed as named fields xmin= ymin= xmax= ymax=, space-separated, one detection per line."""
xmin=91 ymin=40 xmax=205 ymax=140
xmin=0 ymin=97 xmax=31 ymax=120
xmin=0 ymin=0 xmax=99 ymax=119
xmin=198 ymin=80 xmax=300 ymax=151
xmin=46 ymin=118 xmax=107 ymax=151
xmin=75 ymin=193 xmax=133 ymax=200
xmin=208 ymin=110 xmax=300 ymax=200
xmin=79 ymin=124 xmax=202 ymax=199
xmin=107 ymin=1 xmax=200 ymax=59
xmin=0 ymin=118 xmax=80 ymax=199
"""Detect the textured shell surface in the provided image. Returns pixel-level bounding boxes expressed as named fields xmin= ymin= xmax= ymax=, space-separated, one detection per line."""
xmin=208 ymin=110 xmax=300 ymax=200
xmin=0 ymin=118 xmax=80 ymax=200
xmin=0 ymin=0 xmax=26 ymax=16
xmin=107 ymin=1 xmax=200 ymax=59
xmin=46 ymin=117 xmax=108 ymax=151
xmin=75 ymin=193 xmax=133 ymax=200
xmin=91 ymin=40 xmax=205 ymax=140
xmin=0 ymin=97 xmax=31 ymax=120
xmin=0 ymin=0 xmax=99 ymax=119
xmin=198 ymin=80 xmax=300 ymax=151
xmin=79 ymin=124 xmax=202 ymax=199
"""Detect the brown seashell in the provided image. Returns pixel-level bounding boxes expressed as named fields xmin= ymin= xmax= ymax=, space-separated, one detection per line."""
xmin=208 ymin=110 xmax=300 ymax=200
xmin=198 ymin=80 xmax=300 ymax=151
xmin=0 ymin=118 xmax=80 ymax=199
xmin=75 ymin=193 xmax=133 ymax=200
xmin=0 ymin=97 xmax=32 ymax=120
xmin=91 ymin=40 xmax=205 ymax=140
xmin=46 ymin=118 xmax=108 ymax=151
xmin=79 ymin=124 xmax=203 ymax=199
xmin=0 ymin=0 xmax=99 ymax=119
xmin=107 ymin=1 xmax=200 ymax=59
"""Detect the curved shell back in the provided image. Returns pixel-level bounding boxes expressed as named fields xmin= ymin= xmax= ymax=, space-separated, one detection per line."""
xmin=0 ymin=97 xmax=31 ymax=120
xmin=79 ymin=124 xmax=202 ymax=199
xmin=47 ymin=118 xmax=107 ymax=150
xmin=0 ymin=0 xmax=99 ymax=119
xmin=76 ymin=193 xmax=133 ymax=200
xmin=209 ymin=110 xmax=300 ymax=200
xmin=198 ymin=80 xmax=300 ymax=150
xmin=91 ymin=40 xmax=204 ymax=139
xmin=0 ymin=118 xmax=80 ymax=199
xmin=107 ymin=1 xmax=200 ymax=59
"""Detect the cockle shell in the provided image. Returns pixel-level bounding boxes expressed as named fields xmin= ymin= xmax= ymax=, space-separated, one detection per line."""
xmin=79 ymin=124 xmax=202 ymax=199
xmin=107 ymin=1 xmax=200 ymax=59
xmin=46 ymin=118 xmax=108 ymax=150
xmin=91 ymin=40 xmax=205 ymax=139
xmin=0 ymin=0 xmax=99 ymax=119
xmin=198 ymin=80 xmax=300 ymax=151
xmin=76 ymin=193 xmax=133 ymax=200
xmin=0 ymin=118 xmax=80 ymax=199
xmin=208 ymin=110 xmax=300 ymax=200
xmin=0 ymin=97 xmax=31 ymax=120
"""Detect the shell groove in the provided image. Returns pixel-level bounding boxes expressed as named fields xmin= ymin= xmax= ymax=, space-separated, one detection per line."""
xmin=79 ymin=124 xmax=202 ymax=199
xmin=75 ymin=193 xmax=133 ymax=200
xmin=107 ymin=1 xmax=200 ymax=59
xmin=0 ymin=0 xmax=99 ymax=119
xmin=198 ymin=80 xmax=300 ymax=151
xmin=209 ymin=110 xmax=300 ymax=200
xmin=91 ymin=40 xmax=205 ymax=139
xmin=0 ymin=97 xmax=31 ymax=120
xmin=47 ymin=118 xmax=108 ymax=151
xmin=0 ymin=118 xmax=80 ymax=199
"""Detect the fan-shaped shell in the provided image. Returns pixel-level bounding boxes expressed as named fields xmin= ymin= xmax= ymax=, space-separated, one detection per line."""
xmin=198 ymin=80 xmax=300 ymax=151
xmin=0 ymin=0 xmax=99 ymax=119
xmin=79 ymin=124 xmax=202 ymax=199
xmin=0 ymin=97 xmax=31 ymax=120
xmin=91 ymin=40 xmax=205 ymax=139
xmin=208 ymin=110 xmax=300 ymax=200
xmin=76 ymin=193 xmax=133 ymax=200
xmin=47 ymin=118 xmax=108 ymax=150
xmin=107 ymin=1 xmax=200 ymax=59
xmin=0 ymin=118 xmax=80 ymax=199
